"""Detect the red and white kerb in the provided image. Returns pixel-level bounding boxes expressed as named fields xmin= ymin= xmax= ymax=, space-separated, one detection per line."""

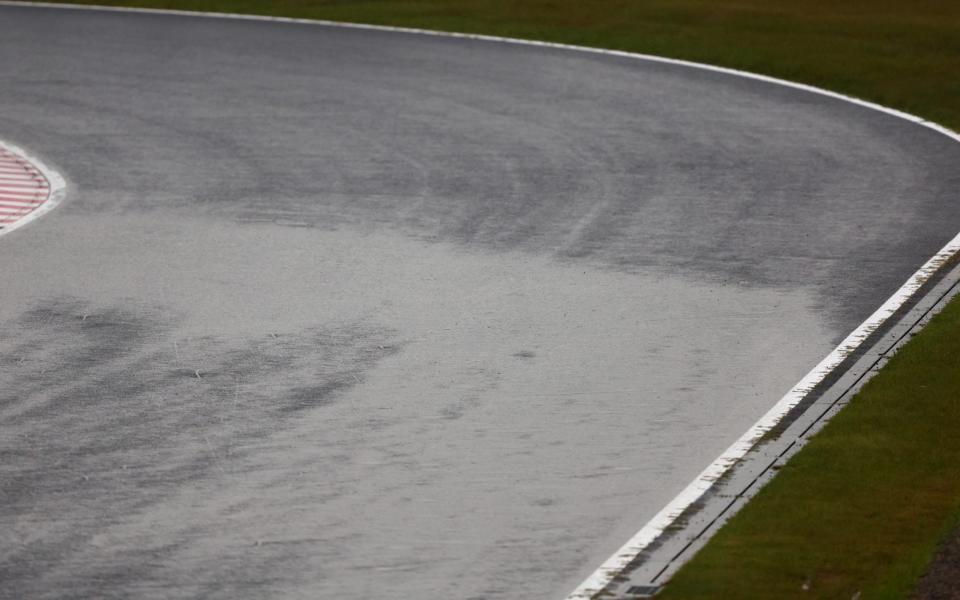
xmin=0 ymin=146 xmax=52 ymax=231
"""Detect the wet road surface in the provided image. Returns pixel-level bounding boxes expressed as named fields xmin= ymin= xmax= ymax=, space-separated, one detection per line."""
xmin=1 ymin=5 xmax=959 ymax=599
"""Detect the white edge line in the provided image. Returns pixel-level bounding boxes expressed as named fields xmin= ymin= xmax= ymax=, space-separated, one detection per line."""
xmin=2 ymin=2 xmax=960 ymax=597
xmin=568 ymin=243 xmax=960 ymax=598
xmin=0 ymin=140 xmax=67 ymax=237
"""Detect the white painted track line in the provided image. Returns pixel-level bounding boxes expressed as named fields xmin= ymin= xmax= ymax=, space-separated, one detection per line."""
xmin=1 ymin=2 xmax=959 ymax=598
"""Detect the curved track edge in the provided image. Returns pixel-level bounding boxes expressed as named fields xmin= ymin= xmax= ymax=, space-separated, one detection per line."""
xmin=0 ymin=139 xmax=67 ymax=238
xmin=0 ymin=2 xmax=957 ymax=598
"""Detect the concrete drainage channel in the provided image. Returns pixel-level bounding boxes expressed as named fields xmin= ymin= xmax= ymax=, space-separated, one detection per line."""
xmin=605 ymin=256 xmax=960 ymax=598
xmin=0 ymin=141 xmax=66 ymax=237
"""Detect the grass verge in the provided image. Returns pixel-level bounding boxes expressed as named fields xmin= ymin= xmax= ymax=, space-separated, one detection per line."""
xmin=658 ymin=296 xmax=960 ymax=599
xmin=13 ymin=0 xmax=960 ymax=596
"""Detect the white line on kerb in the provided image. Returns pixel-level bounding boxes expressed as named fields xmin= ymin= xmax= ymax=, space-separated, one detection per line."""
xmin=0 ymin=140 xmax=66 ymax=237
xmin=2 ymin=2 xmax=959 ymax=597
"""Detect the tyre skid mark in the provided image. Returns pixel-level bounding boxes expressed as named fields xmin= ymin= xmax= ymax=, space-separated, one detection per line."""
xmin=0 ymin=2 xmax=957 ymax=598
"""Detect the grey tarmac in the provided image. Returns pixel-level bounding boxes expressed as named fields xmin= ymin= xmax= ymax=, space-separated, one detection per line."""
xmin=1 ymin=5 xmax=959 ymax=599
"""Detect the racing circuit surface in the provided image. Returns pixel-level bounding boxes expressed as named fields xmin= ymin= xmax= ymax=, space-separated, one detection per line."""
xmin=1 ymin=4 xmax=959 ymax=599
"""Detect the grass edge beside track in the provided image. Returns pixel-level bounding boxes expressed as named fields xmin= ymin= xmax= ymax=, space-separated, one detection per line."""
xmin=8 ymin=1 xmax=960 ymax=597
xmin=657 ymin=295 xmax=960 ymax=599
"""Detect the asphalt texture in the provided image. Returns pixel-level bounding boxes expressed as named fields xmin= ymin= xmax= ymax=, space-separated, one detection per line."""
xmin=1 ymin=5 xmax=959 ymax=599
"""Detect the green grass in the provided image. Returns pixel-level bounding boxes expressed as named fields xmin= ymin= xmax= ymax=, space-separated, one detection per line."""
xmin=659 ymin=298 xmax=960 ymax=599
xmin=18 ymin=0 xmax=960 ymax=597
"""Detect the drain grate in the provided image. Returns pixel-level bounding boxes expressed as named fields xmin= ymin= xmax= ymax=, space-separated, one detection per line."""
xmin=626 ymin=584 xmax=661 ymax=597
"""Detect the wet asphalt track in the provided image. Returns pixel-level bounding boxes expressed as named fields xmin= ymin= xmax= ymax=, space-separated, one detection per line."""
xmin=2 ymin=5 xmax=960 ymax=599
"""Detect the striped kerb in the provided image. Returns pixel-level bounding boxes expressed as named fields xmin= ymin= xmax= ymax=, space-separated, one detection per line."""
xmin=0 ymin=147 xmax=52 ymax=230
